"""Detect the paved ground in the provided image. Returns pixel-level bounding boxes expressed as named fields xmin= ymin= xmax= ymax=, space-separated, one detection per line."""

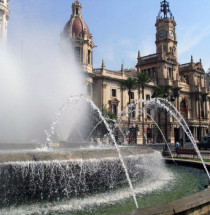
xmin=146 ymin=143 xmax=210 ymax=160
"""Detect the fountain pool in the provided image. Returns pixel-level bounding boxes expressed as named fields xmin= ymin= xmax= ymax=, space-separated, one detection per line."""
xmin=0 ymin=146 xmax=208 ymax=215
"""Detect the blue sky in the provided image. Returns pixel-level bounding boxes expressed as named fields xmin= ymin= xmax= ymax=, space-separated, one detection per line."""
xmin=8 ymin=0 xmax=210 ymax=71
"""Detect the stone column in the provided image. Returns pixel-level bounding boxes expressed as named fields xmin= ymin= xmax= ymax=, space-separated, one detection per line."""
xmin=195 ymin=127 xmax=197 ymax=141
xmin=102 ymin=83 xmax=107 ymax=107
xmin=196 ymin=100 xmax=199 ymax=118
xmin=170 ymin=125 xmax=175 ymax=144
xmin=205 ymin=100 xmax=208 ymax=118
xmin=192 ymin=127 xmax=196 ymax=140
xmin=121 ymin=88 xmax=124 ymax=112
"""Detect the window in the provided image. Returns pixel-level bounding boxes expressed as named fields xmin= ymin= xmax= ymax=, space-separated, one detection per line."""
xmin=111 ymin=104 xmax=117 ymax=116
xmin=130 ymin=92 xmax=134 ymax=99
xmin=168 ymin=67 xmax=173 ymax=79
xmin=131 ymin=106 xmax=135 ymax=118
xmin=147 ymin=108 xmax=151 ymax=118
xmin=88 ymin=50 xmax=91 ymax=65
xmin=112 ymin=89 xmax=116 ymax=97
xmin=76 ymin=8 xmax=79 ymax=15
xmin=146 ymin=94 xmax=150 ymax=101
xmin=74 ymin=47 xmax=80 ymax=61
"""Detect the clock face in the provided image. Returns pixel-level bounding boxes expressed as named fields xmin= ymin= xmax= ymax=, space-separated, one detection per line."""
xmin=159 ymin=30 xmax=165 ymax=38
xmin=169 ymin=30 xmax=174 ymax=37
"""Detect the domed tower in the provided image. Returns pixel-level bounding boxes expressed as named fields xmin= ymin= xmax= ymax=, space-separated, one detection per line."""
xmin=61 ymin=0 xmax=95 ymax=74
xmin=155 ymin=0 xmax=179 ymax=86
xmin=0 ymin=0 xmax=10 ymax=46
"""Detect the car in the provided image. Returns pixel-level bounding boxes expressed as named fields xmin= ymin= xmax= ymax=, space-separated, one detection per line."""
xmin=197 ymin=136 xmax=210 ymax=150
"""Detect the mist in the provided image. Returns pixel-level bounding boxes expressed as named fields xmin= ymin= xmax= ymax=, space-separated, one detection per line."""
xmin=0 ymin=26 xmax=86 ymax=143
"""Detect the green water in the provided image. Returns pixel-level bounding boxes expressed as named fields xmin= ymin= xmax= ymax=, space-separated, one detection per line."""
xmin=72 ymin=165 xmax=208 ymax=215
xmin=0 ymin=164 xmax=208 ymax=215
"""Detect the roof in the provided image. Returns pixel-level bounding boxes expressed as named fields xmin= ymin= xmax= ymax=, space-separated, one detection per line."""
xmin=63 ymin=17 xmax=90 ymax=39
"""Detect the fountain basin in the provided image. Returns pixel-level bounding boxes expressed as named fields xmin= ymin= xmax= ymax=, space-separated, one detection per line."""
xmin=0 ymin=147 xmax=208 ymax=215
xmin=0 ymin=146 xmax=155 ymax=206
xmin=0 ymin=146 xmax=153 ymax=162
xmin=123 ymin=158 xmax=210 ymax=215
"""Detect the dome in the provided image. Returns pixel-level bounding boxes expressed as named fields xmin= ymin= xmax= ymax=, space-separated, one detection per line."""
xmin=63 ymin=17 xmax=90 ymax=39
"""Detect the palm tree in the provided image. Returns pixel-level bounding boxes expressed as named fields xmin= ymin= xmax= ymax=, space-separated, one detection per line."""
xmin=135 ymin=71 xmax=151 ymax=145
xmin=152 ymin=86 xmax=165 ymax=98
xmin=152 ymin=86 xmax=166 ymax=144
xmin=121 ymin=77 xmax=137 ymax=144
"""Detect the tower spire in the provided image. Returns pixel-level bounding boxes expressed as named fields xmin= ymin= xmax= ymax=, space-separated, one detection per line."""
xmin=101 ymin=59 xmax=105 ymax=69
xmin=157 ymin=0 xmax=173 ymax=19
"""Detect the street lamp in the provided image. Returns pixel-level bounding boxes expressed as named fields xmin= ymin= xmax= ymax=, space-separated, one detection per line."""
xmin=196 ymin=89 xmax=201 ymax=142
xmin=135 ymin=125 xmax=139 ymax=144
xmin=163 ymin=93 xmax=175 ymax=155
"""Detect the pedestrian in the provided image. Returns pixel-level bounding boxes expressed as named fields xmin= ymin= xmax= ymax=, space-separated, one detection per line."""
xmin=175 ymin=140 xmax=180 ymax=149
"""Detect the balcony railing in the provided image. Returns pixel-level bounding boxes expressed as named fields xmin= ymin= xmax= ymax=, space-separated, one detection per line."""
xmin=140 ymin=54 xmax=158 ymax=61
xmin=179 ymin=63 xmax=190 ymax=68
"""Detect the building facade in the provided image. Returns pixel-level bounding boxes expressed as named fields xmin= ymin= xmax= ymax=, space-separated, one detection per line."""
xmin=61 ymin=0 xmax=210 ymax=145
xmin=0 ymin=0 xmax=9 ymax=46
xmin=61 ymin=0 xmax=210 ymax=144
xmin=3 ymin=0 xmax=209 ymax=144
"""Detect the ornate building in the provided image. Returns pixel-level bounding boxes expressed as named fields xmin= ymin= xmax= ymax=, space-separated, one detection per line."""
xmin=0 ymin=0 xmax=9 ymax=46
xmin=61 ymin=0 xmax=95 ymax=97
xmin=3 ymin=0 xmax=209 ymax=144
xmin=61 ymin=0 xmax=209 ymax=145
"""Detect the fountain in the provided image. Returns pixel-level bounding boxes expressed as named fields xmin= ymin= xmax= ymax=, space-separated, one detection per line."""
xmin=0 ymin=95 xmax=209 ymax=215
xmin=0 ymin=29 xmax=209 ymax=215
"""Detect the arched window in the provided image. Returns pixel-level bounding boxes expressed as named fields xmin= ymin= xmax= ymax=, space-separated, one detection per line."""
xmin=180 ymin=98 xmax=188 ymax=115
xmin=88 ymin=50 xmax=91 ymax=65
xmin=74 ymin=47 xmax=80 ymax=61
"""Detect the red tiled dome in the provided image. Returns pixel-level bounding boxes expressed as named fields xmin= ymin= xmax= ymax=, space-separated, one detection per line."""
xmin=63 ymin=17 xmax=90 ymax=38
xmin=72 ymin=17 xmax=83 ymax=37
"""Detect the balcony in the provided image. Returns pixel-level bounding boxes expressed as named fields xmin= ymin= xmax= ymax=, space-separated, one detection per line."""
xmin=165 ymin=78 xmax=173 ymax=87
xmin=201 ymin=87 xmax=207 ymax=94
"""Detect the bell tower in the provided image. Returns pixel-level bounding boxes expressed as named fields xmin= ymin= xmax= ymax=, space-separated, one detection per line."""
xmin=61 ymin=0 xmax=95 ymax=74
xmin=156 ymin=0 xmax=177 ymax=62
xmin=155 ymin=0 xmax=179 ymax=86
xmin=0 ymin=0 xmax=10 ymax=46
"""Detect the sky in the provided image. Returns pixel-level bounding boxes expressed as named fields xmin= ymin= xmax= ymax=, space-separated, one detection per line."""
xmin=8 ymin=0 xmax=210 ymax=71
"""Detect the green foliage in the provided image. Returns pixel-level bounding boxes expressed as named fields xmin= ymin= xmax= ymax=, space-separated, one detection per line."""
xmin=86 ymin=107 xmax=116 ymax=139
xmin=152 ymin=86 xmax=166 ymax=98
xmin=101 ymin=108 xmax=116 ymax=120
xmin=121 ymin=77 xmax=137 ymax=92
xmin=135 ymin=71 xmax=151 ymax=89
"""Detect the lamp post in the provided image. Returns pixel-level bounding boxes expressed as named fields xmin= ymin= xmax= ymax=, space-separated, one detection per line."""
xmin=163 ymin=93 xmax=175 ymax=154
xmin=197 ymin=89 xmax=201 ymax=142
xmin=135 ymin=125 xmax=139 ymax=145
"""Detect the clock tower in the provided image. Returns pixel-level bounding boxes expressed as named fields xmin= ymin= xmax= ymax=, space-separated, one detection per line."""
xmin=155 ymin=0 xmax=178 ymax=86
xmin=156 ymin=0 xmax=177 ymax=62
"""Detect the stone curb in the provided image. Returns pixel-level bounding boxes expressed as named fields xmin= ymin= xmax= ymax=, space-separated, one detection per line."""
xmin=121 ymin=158 xmax=210 ymax=215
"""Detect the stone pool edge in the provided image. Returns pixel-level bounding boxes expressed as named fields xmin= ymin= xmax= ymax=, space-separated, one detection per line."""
xmin=122 ymin=158 xmax=210 ymax=215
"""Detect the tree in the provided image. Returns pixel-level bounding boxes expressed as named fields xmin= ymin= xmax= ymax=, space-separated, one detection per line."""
xmin=135 ymin=71 xmax=151 ymax=145
xmin=152 ymin=86 xmax=165 ymax=98
xmin=152 ymin=86 xmax=167 ymax=144
xmin=86 ymin=107 xmax=116 ymax=142
xmin=121 ymin=77 xmax=137 ymax=143
xmin=101 ymin=107 xmax=116 ymax=120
